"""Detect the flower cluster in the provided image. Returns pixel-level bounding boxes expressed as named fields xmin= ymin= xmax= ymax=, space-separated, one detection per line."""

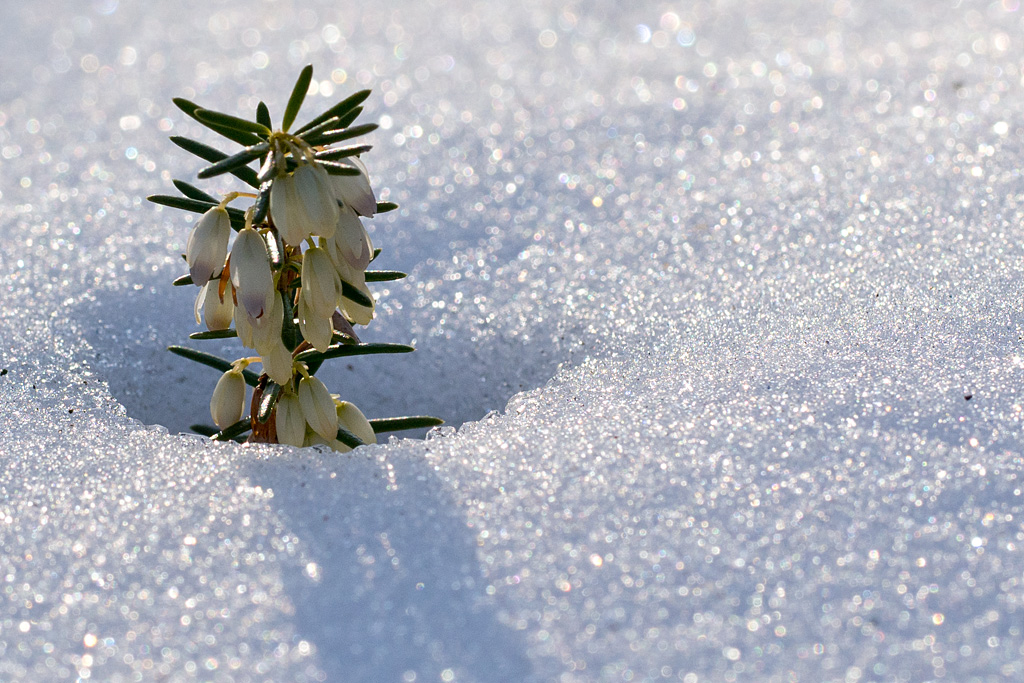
xmin=151 ymin=65 xmax=440 ymax=450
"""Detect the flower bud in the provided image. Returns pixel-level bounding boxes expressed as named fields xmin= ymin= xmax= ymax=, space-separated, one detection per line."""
xmin=301 ymin=246 xmax=340 ymax=319
xmin=330 ymin=204 xmax=373 ymax=271
xmin=230 ymin=227 xmax=275 ymax=320
xmin=298 ymin=297 xmax=333 ymax=352
xmin=259 ymin=339 xmax=295 ymax=386
xmin=210 ymin=369 xmax=246 ymax=429
xmin=186 ymin=206 xmax=231 ymax=286
xmin=270 ymin=163 xmax=339 ymax=245
xmin=195 ymin=279 xmax=235 ymax=331
xmin=339 ymin=278 xmax=374 ymax=326
xmin=298 ymin=375 xmax=338 ymax=440
xmin=333 ymin=157 xmax=377 ymax=217
xmin=337 ymin=401 xmax=376 ymax=446
xmin=274 ymin=393 xmax=306 ymax=447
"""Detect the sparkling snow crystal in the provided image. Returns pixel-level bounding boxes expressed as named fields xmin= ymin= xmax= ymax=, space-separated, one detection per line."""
xmin=2 ymin=1 xmax=1024 ymax=680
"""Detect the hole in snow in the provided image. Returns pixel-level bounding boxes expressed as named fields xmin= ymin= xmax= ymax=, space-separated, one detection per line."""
xmin=75 ymin=281 xmax=566 ymax=440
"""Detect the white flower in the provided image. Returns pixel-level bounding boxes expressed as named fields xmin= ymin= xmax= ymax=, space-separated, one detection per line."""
xmin=251 ymin=290 xmax=284 ymax=351
xmin=259 ymin=340 xmax=295 ymax=386
xmin=298 ymin=297 xmax=333 ymax=352
xmin=195 ymin=280 xmax=235 ymax=331
xmin=339 ymin=277 xmax=374 ymax=326
xmin=230 ymin=227 xmax=275 ymax=320
xmin=333 ymin=156 xmax=377 ymax=217
xmin=329 ymin=204 xmax=373 ymax=272
xmin=337 ymin=401 xmax=376 ymax=445
xmin=270 ymin=162 xmax=339 ymax=245
xmin=301 ymin=246 xmax=340 ymax=319
xmin=210 ymin=369 xmax=246 ymax=429
xmin=298 ymin=375 xmax=337 ymax=440
xmin=186 ymin=206 xmax=231 ymax=286
xmin=274 ymin=393 xmax=306 ymax=447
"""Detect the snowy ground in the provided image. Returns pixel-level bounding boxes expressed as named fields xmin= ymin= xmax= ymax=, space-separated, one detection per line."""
xmin=3 ymin=1 xmax=1024 ymax=680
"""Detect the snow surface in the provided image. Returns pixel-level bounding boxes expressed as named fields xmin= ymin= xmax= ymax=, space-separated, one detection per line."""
xmin=3 ymin=0 xmax=1024 ymax=680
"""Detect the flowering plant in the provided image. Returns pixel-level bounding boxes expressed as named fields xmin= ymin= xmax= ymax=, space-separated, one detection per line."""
xmin=149 ymin=65 xmax=441 ymax=450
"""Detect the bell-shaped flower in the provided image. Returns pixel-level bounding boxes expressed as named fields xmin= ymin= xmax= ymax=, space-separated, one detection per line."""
xmin=298 ymin=297 xmax=333 ymax=352
xmin=301 ymin=246 xmax=340 ymax=319
xmin=210 ymin=368 xmax=246 ymax=429
xmin=230 ymin=227 xmax=275 ymax=320
xmin=259 ymin=339 xmax=295 ymax=386
xmin=329 ymin=204 xmax=374 ymax=272
xmin=337 ymin=401 xmax=376 ymax=446
xmin=186 ymin=206 xmax=231 ymax=287
xmin=195 ymin=279 xmax=235 ymax=331
xmin=270 ymin=162 xmax=339 ymax=245
xmin=339 ymin=277 xmax=374 ymax=326
xmin=274 ymin=393 xmax=306 ymax=447
xmin=234 ymin=302 xmax=255 ymax=348
xmin=251 ymin=291 xmax=284 ymax=351
xmin=298 ymin=375 xmax=338 ymax=440
xmin=333 ymin=157 xmax=377 ymax=217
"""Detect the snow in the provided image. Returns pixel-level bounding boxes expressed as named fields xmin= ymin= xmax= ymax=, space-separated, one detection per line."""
xmin=2 ymin=0 xmax=1024 ymax=680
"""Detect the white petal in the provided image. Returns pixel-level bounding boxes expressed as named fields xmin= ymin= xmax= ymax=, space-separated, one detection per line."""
xmin=259 ymin=340 xmax=295 ymax=386
xmin=210 ymin=370 xmax=246 ymax=429
xmin=252 ymin=291 xmax=284 ymax=352
xmin=194 ymin=283 xmax=207 ymax=325
xmin=298 ymin=297 xmax=333 ymax=352
xmin=301 ymin=246 xmax=339 ymax=319
xmin=339 ymin=278 xmax=374 ymax=326
xmin=333 ymin=157 xmax=377 ymax=217
xmin=274 ymin=394 xmax=306 ymax=447
xmin=336 ymin=401 xmax=376 ymax=445
xmin=295 ymin=164 xmax=339 ymax=239
xmin=203 ymin=279 xmax=235 ymax=331
xmin=230 ymin=228 xmax=274 ymax=320
xmin=186 ymin=207 xmax=231 ymax=286
xmin=270 ymin=173 xmax=310 ymax=245
xmin=298 ymin=376 xmax=338 ymax=440
xmin=234 ymin=306 xmax=255 ymax=348
xmin=332 ymin=204 xmax=373 ymax=270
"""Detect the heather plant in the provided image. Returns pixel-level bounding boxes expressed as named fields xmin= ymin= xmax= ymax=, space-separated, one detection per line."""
xmin=149 ymin=65 xmax=441 ymax=449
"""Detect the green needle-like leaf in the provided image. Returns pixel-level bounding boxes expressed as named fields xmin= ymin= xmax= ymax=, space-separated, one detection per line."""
xmin=334 ymin=106 xmax=364 ymax=130
xmin=194 ymin=108 xmax=272 ymax=138
xmin=190 ymin=424 xmax=218 ymax=437
xmin=257 ymin=382 xmax=282 ymax=423
xmin=189 ymin=329 xmax=238 ymax=340
xmin=256 ymin=101 xmax=272 ymax=130
xmin=280 ymin=292 xmax=302 ymax=351
xmin=340 ymin=280 xmax=374 ymax=307
xmin=376 ymin=201 xmax=399 ymax=213
xmin=293 ymin=343 xmax=415 ymax=365
xmin=303 ymin=122 xmax=378 ymax=148
xmin=169 ymin=136 xmax=260 ymax=187
xmin=172 ymin=179 xmax=218 ymax=203
xmin=370 ymin=247 xmax=382 ymax=262
xmin=335 ymin=425 xmax=365 ymax=449
xmin=173 ymin=98 xmax=263 ymax=146
xmin=321 ymin=161 xmax=362 ymax=177
xmin=167 ymin=346 xmax=261 ymax=387
xmin=294 ymin=89 xmax=371 ymax=135
xmin=211 ymin=417 xmax=253 ymax=441
xmin=197 ymin=144 xmax=268 ymax=179
xmin=364 ymin=270 xmax=406 ymax=282
xmin=173 ymin=274 xmax=194 ymax=286
xmin=148 ymin=195 xmax=247 ymax=229
xmin=314 ymin=144 xmax=373 ymax=162
xmin=369 ymin=416 xmax=445 ymax=434
xmin=252 ymin=181 xmax=272 ymax=225
xmin=295 ymin=115 xmax=342 ymax=141
xmin=282 ymin=64 xmax=313 ymax=132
